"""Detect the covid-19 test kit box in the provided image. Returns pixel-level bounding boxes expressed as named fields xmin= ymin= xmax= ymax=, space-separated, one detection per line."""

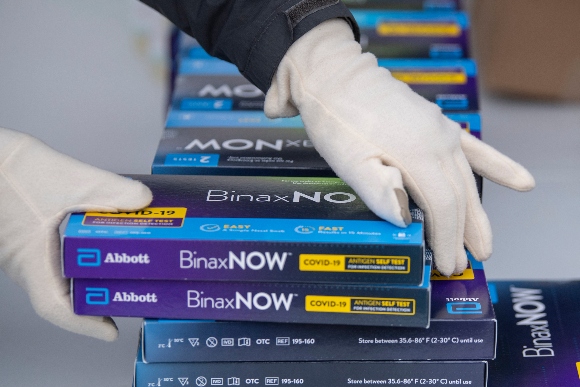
xmin=63 ymin=174 xmax=425 ymax=285
xmin=172 ymin=74 xmax=265 ymax=111
xmin=141 ymin=255 xmax=495 ymax=362
xmin=72 ymin=268 xmax=430 ymax=327
xmin=352 ymin=10 xmax=470 ymax=59
xmin=487 ymin=281 xmax=580 ymax=386
xmin=134 ymin=354 xmax=487 ymax=387
xmin=174 ymin=10 xmax=469 ymax=61
xmin=171 ymin=59 xmax=478 ymax=113
xmin=153 ymin=112 xmax=481 ymax=177
xmin=379 ymin=59 xmax=479 ymax=111
xmin=64 ymin=175 xmax=431 ymax=327
xmin=153 ymin=122 xmax=328 ymax=177
xmin=342 ymin=0 xmax=460 ymax=11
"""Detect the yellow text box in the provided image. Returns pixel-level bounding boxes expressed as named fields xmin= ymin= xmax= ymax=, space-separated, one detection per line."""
xmin=431 ymin=267 xmax=474 ymax=281
xmin=377 ymin=22 xmax=461 ymax=37
xmin=299 ymin=254 xmax=410 ymax=274
xmin=391 ymin=71 xmax=467 ymax=85
xmin=305 ymin=295 xmax=415 ymax=315
xmin=83 ymin=207 xmax=187 ymax=227
xmin=84 ymin=207 xmax=187 ymax=219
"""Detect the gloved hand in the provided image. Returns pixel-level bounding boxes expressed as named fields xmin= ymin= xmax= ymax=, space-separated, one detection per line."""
xmin=0 ymin=127 xmax=152 ymax=340
xmin=265 ymin=19 xmax=535 ymax=276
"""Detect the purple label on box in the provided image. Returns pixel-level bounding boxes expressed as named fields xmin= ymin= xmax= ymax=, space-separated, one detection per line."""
xmin=73 ymin=268 xmax=430 ymax=328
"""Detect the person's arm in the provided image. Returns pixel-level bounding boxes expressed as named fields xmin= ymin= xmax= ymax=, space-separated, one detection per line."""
xmin=139 ymin=1 xmax=535 ymax=275
xmin=0 ymin=127 xmax=152 ymax=340
xmin=139 ymin=0 xmax=358 ymax=93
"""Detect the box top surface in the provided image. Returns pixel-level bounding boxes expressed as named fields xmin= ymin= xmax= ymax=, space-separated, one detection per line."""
xmin=64 ymin=175 xmax=424 ymax=246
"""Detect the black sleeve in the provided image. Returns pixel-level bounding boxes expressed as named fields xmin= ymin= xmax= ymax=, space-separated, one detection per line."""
xmin=139 ymin=0 xmax=359 ymax=93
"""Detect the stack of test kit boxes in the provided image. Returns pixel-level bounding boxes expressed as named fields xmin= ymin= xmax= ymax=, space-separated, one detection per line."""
xmin=63 ymin=0 xmax=496 ymax=385
xmin=62 ymin=183 xmax=494 ymax=386
xmin=154 ymin=2 xmax=484 ymax=193
xmin=64 ymin=173 xmax=429 ymax=328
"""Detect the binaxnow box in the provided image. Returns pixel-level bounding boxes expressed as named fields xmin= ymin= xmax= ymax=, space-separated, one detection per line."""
xmin=446 ymin=112 xmax=481 ymax=139
xmin=342 ymin=0 xmax=460 ymax=11
xmin=171 ymin=59 xmax=478 ymax=113
xmin=352 ymin=10 xmax=470 ymax=59
xmin=152 ymin=124 xmax=329 ymax=177
xmin=72 ymin=262 xmax=430 ymax=327
xmin=487 ymin=280 xmax=580 ymax=386
xmin=63 ymin=175 xmax=425 ymax=285
xmin=141 ymin=255 xmax=496 ymax=363
xmin=172 ymin=74 xmax=265 ymax=112
xmin=379 ymin=59 xmax=479 ymax=112
xmin=154 ymin=112 xmax=481 ymax=189
xmin=134 ymin=347 xmax=487 ymax=387
xmin=174 ymin=10 xmax=468 ymax=63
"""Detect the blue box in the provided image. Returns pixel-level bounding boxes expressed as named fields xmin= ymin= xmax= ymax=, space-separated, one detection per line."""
xmin=172 ymin=59 xmax=478 ymax=112
xmin=488 ymin=280 xmax=580 ymax=386
xmin=141 ymin=256 xmax=495 ymax=362
xmin=352 ymin=10 xmax=470 ymax=58
xmin=134 ymin=342 xmax=487 ymax=387
xmin=63 ymin=175 xmax=426 ymax=286
xmin=154 ymin=112 xmax=481 ymax=182
xmin=73 ymin=263 xmax=431 ymax=327
xmin=342 ymin=0 xmax=460 ymax=11
xmin=378 ymin=59 xmax=479 ymax=111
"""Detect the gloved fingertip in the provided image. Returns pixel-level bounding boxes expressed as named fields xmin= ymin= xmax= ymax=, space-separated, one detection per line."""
xmin=394 ymin=188 xmax=412 ymax=226
xmin=465 ymin=236 xmax=492 ymax=263
xmin=67 ymin=315 xmax=119 ymax=342
xmin=110 ymin=179 xmax=153 ymax=212
xmin=453 ymin=254 xmax=469 ymax=275
xmin=31 ymin=293 xmax=119 ymax=341
xmin=469 ymin=247 xmax=492 ymax=262
xmin=512 ymin=169 xmax=536 ymax=192
xmin=433 ymin=256 xmax=455 ymax=277
xmin=91 ymin=317 xmax=119 ymax=342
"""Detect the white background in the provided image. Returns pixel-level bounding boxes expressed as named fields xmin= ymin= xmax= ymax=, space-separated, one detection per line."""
xmin=1 ymin=1 xmax=580 ymax=385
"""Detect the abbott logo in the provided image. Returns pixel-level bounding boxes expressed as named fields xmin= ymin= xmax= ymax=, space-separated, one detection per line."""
xmin=86 ymin=288 xmax=109 ymax=305
xmin=447 ymin=302 xmax=482 ymax=314
xmin=77 ymin=248 xmax=101 ymax=267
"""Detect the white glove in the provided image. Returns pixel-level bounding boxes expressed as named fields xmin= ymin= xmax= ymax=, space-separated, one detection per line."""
xmin=0 ymin=128 xmax=152 ymax=340
xmin=265 ymin=19 xmax=535 ymax=276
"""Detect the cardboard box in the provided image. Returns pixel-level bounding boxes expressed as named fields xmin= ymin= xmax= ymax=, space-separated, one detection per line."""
xmin=63 ymin=175 xmax=425 ymax=285
xmin=472 ymin=0 xmax=580 ymax=100
xmin=141 ymin=257 xmax=496 ymax=362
